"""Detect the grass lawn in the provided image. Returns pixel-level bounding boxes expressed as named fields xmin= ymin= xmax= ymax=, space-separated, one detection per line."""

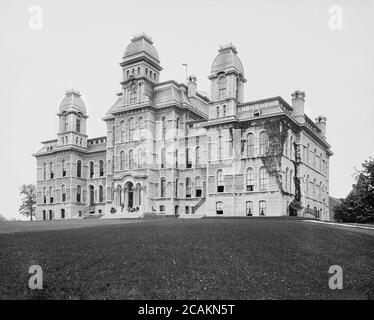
xmin=0 ymin=217 xmax=373 ymax=300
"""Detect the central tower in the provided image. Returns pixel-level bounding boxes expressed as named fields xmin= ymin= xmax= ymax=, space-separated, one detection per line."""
xmin=120 ymin=33 xmax=163 ymax=106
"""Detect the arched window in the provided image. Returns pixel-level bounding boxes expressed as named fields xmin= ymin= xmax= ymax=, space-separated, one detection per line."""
xmin=89 ymin=161 xmax=94 ymax=178
xmin=160 ymin=148 xmax=166 ymax=168
xmin=290 ymin=136 xmax=294 ymax=159
xmin=246 ymin=201 xmax=253 ymax=216
xmin=99 ymin=160 xmax=104 ymax=176
xmin=218 ymin=76 xmax=226 ymax=100
xmin=186 ymin=178 xmax=192 ymax=198
xmin=217 ymin=169 xmax=224 ymax=192
xmin=285 ymin=168 xmax=289 ymax=192
xmin=99 ymin=185 xmax=104 ymax=203
xmin=176 ymin=117 xmax=179 ymax=130
xmin=43 ymin=187 xmax=46 ymax=203
xmin=313 ymin=148 xmax=317 ymax=168
xmin=43 ymin=163 xmax=47 ymax=180
xmin=175 ymin=149 xmax=178 ymax=168
xmin=160 ymin=177 xmax=166 ymax=198
xmin=129 ymin=118 xmax=135 ymax=140
xmin=216 ymin=106 xmax=220 ymax=118
xmin=223 ymin=105 xmax=227 ymax=117
xmin=161 ymin=116 xmax=167 ymax=139
xmin=195 ymin=146 xmax=201 ymax=167
xmin=138 ymin=148 xmax=144 ymax=168
xmin=259 ymin=131 xmax=269 ymax=156
xmin=61 ymin=209 xmax=65 ymax=219
xmin=129 ymin=150 xmax=134 ymax=169
xmin=175 ymin=178 xmax=179 ymax=198
xmin=246 ymin=168 xmax=254 ymax=191
xmin=76 ymin=118 xmax=81 ymax=133
xmin=49 ymin=162 xmax=54 ymax=179
xmin=186 ymin=148 xmax=192 ymax=168
xmin=120 ymin=151 xmax=125 ymax=171
xmin=195 ymin=177 xmax=202 ymax=197
xmin=259 ymin=167 xmax=268 ymax=191
xmin=313 ymin=178 xmax=316 ymax=198
xmin=76 ymin=185 xmax=81 ymax=203
xmin=138 ymin=117 xmax=144 ymax=139
xmin=77 ymin=160 xmax=81 ymax=178
xmin=217 ymin=136 xmax=223 ymax=160
xmin=319 ymin=182 xmax=322 ymax=200
xmin=208 ymin=136 xmax=212 ymax=160
xmin=49 ymin=186 xmax=53 ymax=203
xmin=61 ymin=185 xmax=66 ymax=202
xmin=120 ymin=120 xmax=125 ymax=142
xmin=259 ymin=201 xmax=266 ymax=216
xmin=64 ymin=115 xmax=68 ymax=132
xmin=216 ymin=201 xmax=223 ymax=215
xmin=307 ymin=143 xmax=310 ymax=164
xmin=246 ymin=133 xmax=254 ymax=157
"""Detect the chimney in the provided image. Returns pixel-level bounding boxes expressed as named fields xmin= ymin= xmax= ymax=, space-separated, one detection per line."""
xmin=187 ymin=75 xmax=197 ymax=98
xmin=315 ymin=115 xmax=327 ymax=139
xmin=291 ymin=90 xmax=306 ymax=123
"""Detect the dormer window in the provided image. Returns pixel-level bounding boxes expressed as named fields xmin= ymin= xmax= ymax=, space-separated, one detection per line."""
xmin=254 ymin=109 xmax=261 ymax=117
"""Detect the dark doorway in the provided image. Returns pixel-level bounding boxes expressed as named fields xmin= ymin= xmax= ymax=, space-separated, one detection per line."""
xmin=49 ymin=210 xmax=53 ymax=220
xmin=175 ymin=205 xmax=179 ymax=216
xmin=126 ymin=182 xmax=134 ymax=209
xmin=89 ymin=185 xmax=95 ymax=206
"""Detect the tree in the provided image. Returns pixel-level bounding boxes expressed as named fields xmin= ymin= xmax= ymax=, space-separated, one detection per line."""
xmin=334 ymin=157 xmax=374 ymax=223
xmin=19 ymin=184 xmax=36 ymax=221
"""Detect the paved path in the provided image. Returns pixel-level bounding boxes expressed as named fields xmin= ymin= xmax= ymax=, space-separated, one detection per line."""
xmin=302 ymin=219 xmax=374 ymax=231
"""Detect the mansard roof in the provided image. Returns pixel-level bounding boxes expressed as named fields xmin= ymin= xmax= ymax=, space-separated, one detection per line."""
xmin=59 ymin=89 xmax=86 ymax=114
xmin=211 ymin=43 xmax=244 ymax=75
xmin=104 ymin=81 xmax=209 ymax=119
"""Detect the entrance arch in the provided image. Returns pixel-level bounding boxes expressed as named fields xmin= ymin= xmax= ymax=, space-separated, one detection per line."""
xmin=125 ymin=181 xmax=134 ymax=209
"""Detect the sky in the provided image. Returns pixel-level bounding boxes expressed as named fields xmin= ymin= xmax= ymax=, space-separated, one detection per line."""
xmin=0 ymin=0 xmax=373 ymax=220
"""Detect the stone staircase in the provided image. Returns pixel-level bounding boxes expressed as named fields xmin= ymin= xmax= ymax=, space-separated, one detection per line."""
xmin=178 ymin=198 xmax=206 ymax=219
xmin=80 ymin=205 xmax=104 ymax=219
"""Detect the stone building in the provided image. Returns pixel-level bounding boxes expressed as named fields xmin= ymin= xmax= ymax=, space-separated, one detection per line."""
xmin=34 ymin=33 xmax=333 ymax=220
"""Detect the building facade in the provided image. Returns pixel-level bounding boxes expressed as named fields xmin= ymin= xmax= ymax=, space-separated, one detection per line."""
xmin=34 ymin=33 xmax=333 ymax=221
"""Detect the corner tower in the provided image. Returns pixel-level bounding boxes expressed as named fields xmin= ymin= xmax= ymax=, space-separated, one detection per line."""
xmin=208 ymin=44 xmax=246 ymax=119
xmin=57 ymin=89 xmax=88 ymax=148
xmin=120 ymin=33 xmax=162 ymax=106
